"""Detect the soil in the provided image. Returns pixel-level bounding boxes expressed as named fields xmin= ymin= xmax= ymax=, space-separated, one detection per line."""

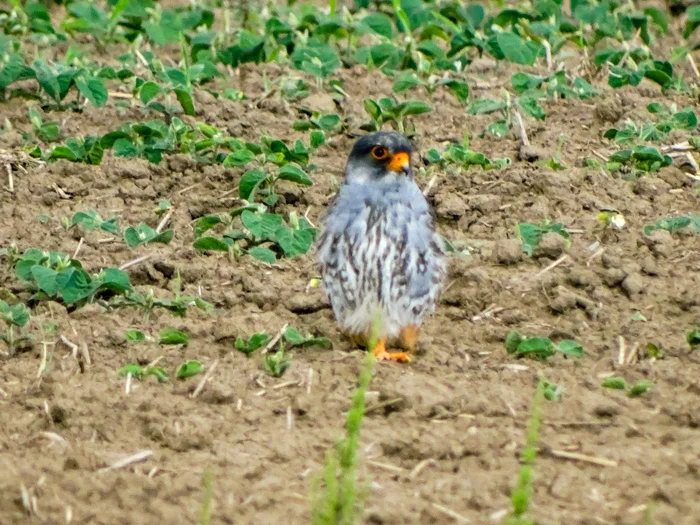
xmin=1 ymin=8 xmax=700 ymax=525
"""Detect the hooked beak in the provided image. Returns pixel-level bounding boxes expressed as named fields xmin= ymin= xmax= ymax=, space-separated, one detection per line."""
xmin=387 ymin=152 xmax=411 ymax=175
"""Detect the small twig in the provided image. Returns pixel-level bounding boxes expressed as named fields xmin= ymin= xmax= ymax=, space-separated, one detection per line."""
xmin=178 ymin=182 xmax=200 ymax=195
xmin=125 ymin=372 xmax=132 ymax=395
xmin=409 ymin=458 xmax=438 ymax=479
xmin=135 ymin=50 xmax=149 ymax=68
xmin=60 ymin=335 xmax=79 ymax=358
xmin=271 ymin=380 xmax=299 ymax=390
xmin=119 ymin=255 xmax=152 ymax=271
xmin=155 ymin=209 xmax=172 ymax=234
xmin=80 ymin=341 xmax=91 ymax=367
xmin=542 ymin=40 xmax=553 ymax=71
xmin=422 ymin=173 xmax=438 ymax=196
xmin=661 ymin=141 xmax=693 ymax=153
xmin=191 ymin=359 xmax=219 ymax=398
xmin=591 ymin=150 xmax=609 ymax=162
xmin=367 ymin=460 xmax=405 ymax=473
xmin=549 ymin=449 xmax=617 ymax=467
xmin=625 ymin=342 xmax=640 ymax=365
xmin=306 ymin=368 xmax=313 ymax=395
xmin=365 ymin=397 xmax=404 ymax=415
xmin=72 ymin=238 xmax=84 ymax=260
xmin=261 ymin=323 xmax=288 ymax=355
xmin=618 ymin=336 xmax=626 ymax=366
xmin=6 ymin=164 xmax=13 ymax=194
xmin=533 ymin=255 xmax=569 ymax=280
xmin=431 ymin=503 xmax=471 ymax=523
xmin=513 ymin=110 xmax=530 ymax=147
xmin=287 ymin=405 xmax=293 ymax=430
xmin=687 ymin=53 xmax=700 ymax=80
xmin=98 ymin=450 xmax=153 ymax=473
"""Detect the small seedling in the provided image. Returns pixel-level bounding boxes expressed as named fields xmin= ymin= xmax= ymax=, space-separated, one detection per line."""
xmin=645 ymin=343 xmax=664 ymax=359
xmin=505 ymin=331 xmax=584 ymax=361
xmin=118 ymin=363 xmax=168 ymax=382
xmin=602 ymin=377 xmax=627 ymax=390
xmin=176 ymin=360 xmax=204 ymax=379
xmin=284 ymin=327 xmax=331 ymax=349
xmin=264 ymin=344 xmax=291 ymax=378
xmin=629 ymin=380 xmax=654 ymax=397
xmin=542 ymin=380 xmax=563 ymax=402
xmin=516 ymin=221 xmax=570 ymax=256
xmin=0 ymin=300 xmax=33 ymax=356
xmin=688 ymin=328 xmax=700 ymax=351
xmin=506 ymin=377 xmax=546 ymax=525
xmin=71 ymin=208 xmax=120 ymax=234
xmin=124 ymin=223 xmax=174 ymax=248
xmin=362 ymin=96 xmax=431 ymax=135
xmin=235 ymin=333 xmax=270 ymax=356
xmin=602 ymin=377 xmax=654 ymax=397
xmin=644 ymin=215 xmax=699 ymax=236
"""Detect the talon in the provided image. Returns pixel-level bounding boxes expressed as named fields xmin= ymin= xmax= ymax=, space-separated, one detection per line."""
xmin=372 ymin=338 xmax=411 ymax=363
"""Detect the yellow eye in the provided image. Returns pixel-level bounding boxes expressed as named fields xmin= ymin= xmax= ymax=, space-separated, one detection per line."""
xmin=370 ymin=146 xmax=389 ymax=160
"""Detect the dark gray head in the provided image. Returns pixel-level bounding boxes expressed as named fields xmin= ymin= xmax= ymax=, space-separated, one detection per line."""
xmin=345 ymin=131 xmax=414 ymax=185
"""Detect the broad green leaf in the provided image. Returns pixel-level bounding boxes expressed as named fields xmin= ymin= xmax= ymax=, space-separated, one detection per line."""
xmin=119 ymin=363 xmax=145 ymax=380
xmin=239 ymin=169 xmax=267 ymax=201
xmin=176 ymin=360 xmax=204 ymax=379
xmin=139 ymin=81 xmax=161 ymax=104
xmin=193 ymin=237 xmax=232 ymax=252
xmin=241 ymin=211 xmax=283 ymax=239
xmin=74 ymin=75 xmax=108 ymax=107
xmin=602 ymin=377 xmax=627 ymax=390
xmin=159 ymin=328 xmax=189 ymax=345
xmin=247 ymin=246 xmax=277 ymax=264
xmin=467 ymin=97 xmax=506 ymax=115
xmin=496 ymin=32 xmax=539 ymax=66
xmin=278 ymin=165 xmax=313 ymax=186
xmin=126 ymin=329 xmax=147 ymax=342
xmin=556 ymin=340 xmax=585 ymax=358
xmin=629 ymin=380 xmax=654 ymax=397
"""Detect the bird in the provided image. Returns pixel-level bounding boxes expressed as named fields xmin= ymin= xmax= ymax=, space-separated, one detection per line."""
xmin=317 ymin=131 xmax=447 ymax=362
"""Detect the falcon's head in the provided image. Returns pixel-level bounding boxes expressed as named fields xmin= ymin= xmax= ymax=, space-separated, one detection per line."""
xmin=345 ymin=131 xmax=413 ymax=185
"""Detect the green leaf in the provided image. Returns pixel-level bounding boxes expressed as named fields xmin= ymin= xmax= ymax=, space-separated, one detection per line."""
xmin=174 ymin=88 xmax=195 ymax=115
xmin=126 ymin=329 xmax=146 ymax=342
xmin=274 ymin=226 xmax=315 ymax=257
xmin=602 ymin=377 xmax=627 ymax=390
xmin=310 ymin=130 xmax=326 ymax=149
xmin=247 ymin=246 xmax=277 ymax=264
xmin=518 ymin=95 xmax=546 ymax=120
xmin=467 ymin=97 xmax=506 ymax=115
xmin=556 ymin=340 xmax=585 ymax=358
xmin=193 ymin=215 xmax=222 ymax=239
xmin=139 ymin=81 xmax=161 ymax=104
xmin=515 ymin=337 xmax=555 ymax=360
xmin=393 ymin=71 xmax=422 ymax=93
xmin=361 ymin=13 xmax=393 ymax=38
xmin=193 ymin=237 xmax=232 ymax=252
xmin=687 ymin=328 xmax=700 ymax=350
xmin=146 ymin=366 xmax=168 ymax=382
xmin=496 ymin=32 xmax=539 ymax=66
xmin=440 ymin=79 xmax=470 ymax=104
xmin=159 ymin=328 xmax=189 ymax=345
xmin=0 ymin=301 xmax=30 ymax=328
xmin=278 ymin=165 xmax=313 ymax=186
xmin=241 ymin=211 xmax=283 ymax=239
xmin=118 ymin=364 xmax=145 ymax=380
xmin=176 ymin=360 xmax=204 ymax=379
xmin=629 ymin=380 xmax=654 ymax=397
xmin=505 ymin=330 xmax=523 ymax=354
xmin=74 ymin=75 xmax=108 ymax=107
xmin=238 ymin=169 xmax=267 ymax=202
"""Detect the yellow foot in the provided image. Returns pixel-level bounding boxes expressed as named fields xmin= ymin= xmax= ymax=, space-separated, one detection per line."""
xmin=372 ymin=338 xmax=411 ymax=363
xmin=398 ymin=324 xmax=420 ymax=353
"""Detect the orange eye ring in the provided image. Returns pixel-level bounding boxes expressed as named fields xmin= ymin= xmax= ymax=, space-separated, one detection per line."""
xmin=370 ymin=146 xmax=390 ymax=160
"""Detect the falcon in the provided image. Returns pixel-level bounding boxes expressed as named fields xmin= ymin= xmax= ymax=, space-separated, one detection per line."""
xmin=317 ymin=132 xmax=447 ymax=362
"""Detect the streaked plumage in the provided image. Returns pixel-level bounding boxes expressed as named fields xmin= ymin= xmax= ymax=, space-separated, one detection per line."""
xmin=317 ymin=132 xmax=447 ymax=362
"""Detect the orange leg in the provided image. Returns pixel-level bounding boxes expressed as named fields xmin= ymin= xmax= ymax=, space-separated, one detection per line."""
xmin=372 ymin=337 xmax=410 ymax=363
xmin=398 ymin=324 xmax=420 ymax=353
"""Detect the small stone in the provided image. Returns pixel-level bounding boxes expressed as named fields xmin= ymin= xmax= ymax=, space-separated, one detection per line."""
xmin=434 ymin=193 xmax=467 ymax=220
xmin=517 ymin=144 xmax=542 ymax=163
xmin=594 ymin=403 xmax=621 ymax=418
xmin=634 ymin=177 xmax=670 ymax=197
xmin=284 ymin=293 xmax=329 ymax=314
xmin=594 ymin=99 xmax=624 ymax=123
xmin=302 ymin=92 xmax=337 ymax=113
xmin=621 ymin=272 xmax=645 ymax=297
xmin=534 ymin=232 xmax=567 ymax=259
xmin=603 ymin=268 xmax=626 ymax=287
xmin=492 ymin=239 xmax=523 ymax=265
xmin=41 ymin=191 xmax=59 ymax=206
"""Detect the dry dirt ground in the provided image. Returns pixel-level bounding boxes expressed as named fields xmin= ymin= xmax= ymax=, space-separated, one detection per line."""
xmin=1 ymin=15 xmax=700 ymax=525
